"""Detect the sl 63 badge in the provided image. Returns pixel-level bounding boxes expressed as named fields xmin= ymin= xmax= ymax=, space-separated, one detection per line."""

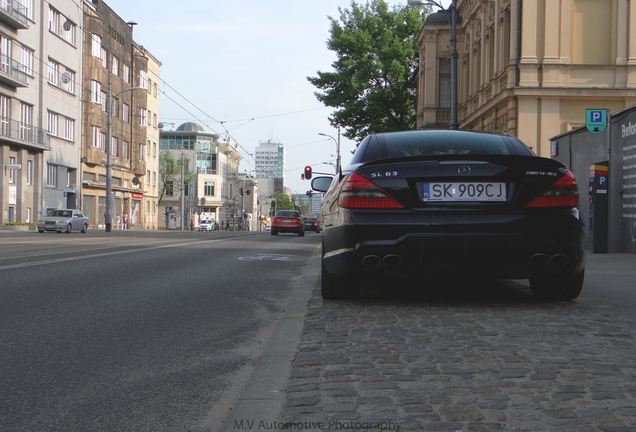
xmin=371 ymin=171 xmax=398 ymax=178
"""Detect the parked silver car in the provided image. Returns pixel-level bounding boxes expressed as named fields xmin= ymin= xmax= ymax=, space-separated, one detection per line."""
xmin=37 ymin=209 xmax=89 ymax=233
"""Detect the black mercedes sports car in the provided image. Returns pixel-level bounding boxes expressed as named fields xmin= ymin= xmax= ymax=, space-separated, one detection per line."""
xmin=311 ymin=130 xmax=585 ymax=300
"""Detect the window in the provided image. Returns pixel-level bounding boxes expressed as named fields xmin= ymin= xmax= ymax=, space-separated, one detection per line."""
xmin=166 ymin=181 xmax=173 ymax=195
xmin=111 ymin=137 xmax=118 ymax=157
xmin=112 ymin=98 xmax=119 ymax=118
xmin=91 ymin=34 xmax=101 ymax=57
xmin=139 ymin=143 xmax=145 ymax=160
xmin=19 ymin=103 xmax=32 ymax=141
xmin=153 ymin=113 xmax=157 ymax=128
xmin=27 ymin=160 xmax=32 ymax=185
xmin=153 ymin=82 xmax=158 ymax=97
xmin=147 ymin=140 xmax=151 ymax=155
xmin=153 ymin=172 xmax=156 ymax=187
xmin=8 ymin=157 xmax=15 ymax=183
xmin=91 ymin=80 xmax=101 ymax=104
xmin=204 ymin=181 xmax=215 ymax=197
xmin=139 ymin=108 xmax=146 ymax=126
xmin=0 ymin=95 xmax=9 ymax=136
xmin=64 ymin=118 xmax=74 ymax=141
xmin=153 ymin=142 xmax=157 ymax=157
xmin=19 ymin=0 xmax=34 ymax=20
xmin=122 ymin=103 xmax=129 ymax=122
xmin=139 ymin=70 xmax=147 ymax=89
xmin=100 ymin=132 xmax=106 ymax=152
xmin=122 ymin=140 xmax=129 ymax=159
xmin=47 ymin=163 xmax=58 ymax=187
xmin=100 ymin=90 xmax=107 ymax=111
xmin=146 ymin=201 xmax=150 ymax=215
xmin=112 ymin=56 xmax=119 ymax=76
xmin=91 ymin=125 xmax=100 ymax=148
xmin=100 ymin=47 xmax=107 ymax=68
xmin=438 ymin=58 xmax=451 ymax=109
xmin=62 ymin=69 xmax=75 ymax=94
xmin=47 ymin=59 xmax=59 ymax=84
xmin=21 ymin=47 xmax=33 ymax=76
xmin=146 ymin=170 xmax=150 ymax=185
xmin=122 ymin=64 xmax=130 ymax=83
xmin=48 ymin=111 xmax=58 ymax=136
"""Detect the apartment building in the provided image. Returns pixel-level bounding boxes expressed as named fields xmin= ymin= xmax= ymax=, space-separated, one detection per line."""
xmin=0 ymin=0 xmax=81 ymax=225
xmin=414 ymin=0 xmax=636 ymax=156
xmin=159 ymin=122 xmax=242 ymax=229
xmin=81 ymin=0 xmax=158 ymax=228
xmin=255 ymin=139 xmax=285 ymax=194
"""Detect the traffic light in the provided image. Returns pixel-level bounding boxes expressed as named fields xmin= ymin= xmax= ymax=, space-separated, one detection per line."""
xmin=304 ymin=166 xmax=313 ymax=180
xmin=239 ymin=188 xmax=243 ymax=196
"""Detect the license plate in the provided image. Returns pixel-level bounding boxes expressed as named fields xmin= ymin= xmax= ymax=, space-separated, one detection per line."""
xmin=423 ymin=182 xmax=507 ymax=202
xmin=282 ymin=220 xmax=292 ymax=223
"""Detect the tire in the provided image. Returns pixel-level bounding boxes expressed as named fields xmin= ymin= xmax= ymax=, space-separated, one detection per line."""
xmin=530 ymin=270 xmax=585 ymax=301
xmin=321 ymin=258 xmax=360 ymax=300
xmin=271 ymin=230 xmax=278 ymax=235
xmin=38 ymin=228 xmax=44 ymax=233
xmin=81 ymin=223 xmax=88 ymax=233
xmin=65 ymin=223 xmax=72 ymax=233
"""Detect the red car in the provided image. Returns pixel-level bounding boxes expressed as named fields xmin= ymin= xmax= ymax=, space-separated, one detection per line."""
xmin=271 ymin=210 xmax=305 ymax=236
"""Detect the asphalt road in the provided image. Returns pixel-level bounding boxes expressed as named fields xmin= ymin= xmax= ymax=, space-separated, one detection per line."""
xmin=0 ymin=230 xmax=322 ymax=432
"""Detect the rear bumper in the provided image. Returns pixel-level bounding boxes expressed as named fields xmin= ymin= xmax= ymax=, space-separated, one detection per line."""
xmin=322 ymin=210 xmax=585 ymax=280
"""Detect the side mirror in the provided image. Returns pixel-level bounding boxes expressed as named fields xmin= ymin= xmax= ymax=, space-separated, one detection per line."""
xmin=311 ymin=176 xmax=333 ymax=193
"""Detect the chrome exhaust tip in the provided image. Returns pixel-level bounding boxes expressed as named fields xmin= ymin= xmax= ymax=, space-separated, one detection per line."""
xmin=383 ymin=254 xmax=402 ymax=267
xmin=550 ymin=254 xmax=571 ymax=267
xmin=530 ymin=253 xmax=551 ymax=266
xmin=362 ymin=255 xmax=382 ymax=267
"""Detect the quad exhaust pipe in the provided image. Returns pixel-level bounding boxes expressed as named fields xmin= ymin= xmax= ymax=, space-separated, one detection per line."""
xmin=361 ymin=254 xmax=403 ymax=268
xmin=530 ymin=253 xmax=571 ymax=267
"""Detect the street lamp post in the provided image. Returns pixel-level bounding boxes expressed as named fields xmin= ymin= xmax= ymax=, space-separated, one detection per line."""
xmin=318 ymin=128 xmax=341 ymax=174
xmin=408 ymin=0 xmax=459 ymax=130
xmin=105 ymin=75 xmax=146 ymax=232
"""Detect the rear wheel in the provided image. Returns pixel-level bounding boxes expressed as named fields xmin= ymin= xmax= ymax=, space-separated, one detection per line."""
xmin=321 ymin=259 xmax=360 ymax=300
xmin=530 ymin=270 xmax=585 ymax=301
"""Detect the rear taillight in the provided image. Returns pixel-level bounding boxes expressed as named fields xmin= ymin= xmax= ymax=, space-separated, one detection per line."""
xmin=338 ymin=172 xmax=405 ymax=209
xmin=525 ymin=170 xmax=579 ymax=208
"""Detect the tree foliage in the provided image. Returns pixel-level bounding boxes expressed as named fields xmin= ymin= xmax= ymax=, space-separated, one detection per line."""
xmin=272 ymin=192 xmax=296 ymax=213
xmin=308 ymin=0 xmax=426 ymax=144
xmin=158 ymin=150 xmax=195 ymax=205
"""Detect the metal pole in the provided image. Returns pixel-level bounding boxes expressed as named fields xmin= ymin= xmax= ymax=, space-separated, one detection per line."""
xmin=336 ymin=127 xmax=341 ymax=174
xmin=105 ymin=76 xmax=113 ymax=232
xmin=450 ymin=0 xmax=459 ymax=130
xmin=180 ymin=150 xmax=185 ymax=230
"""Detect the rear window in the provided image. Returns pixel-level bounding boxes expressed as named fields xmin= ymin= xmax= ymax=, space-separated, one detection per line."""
xmin=351 ymin=131 xmax=532 ymax=164
xmin=276 ymin=211 xmax=300 ymax=218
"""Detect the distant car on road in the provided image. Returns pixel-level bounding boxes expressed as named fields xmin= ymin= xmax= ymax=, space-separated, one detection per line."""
xmin=37 ymin=209 xmax=89 ymax=233
xmin=303 ymin=217 xmax=321 ymax=233
xmin=198 ymin=219 xmax=217 ymax=231
xmin=271 ymin=210 xmax=304 ymax=236
xmin=312 ymin=130 xmax=585 ymax=301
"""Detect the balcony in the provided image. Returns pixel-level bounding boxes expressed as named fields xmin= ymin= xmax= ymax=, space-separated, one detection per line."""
xmin=131 ymin=159 xmax=146 ymax=176
xmin=0 ymin=0 xmax=28 ymax=29
xmin=83 ymin=146 xmax=104 ymax=165
xmin=0 ymin=117 xmax=50 ymax=150
xmin=0 ymin=55 xmax=28 ymax=87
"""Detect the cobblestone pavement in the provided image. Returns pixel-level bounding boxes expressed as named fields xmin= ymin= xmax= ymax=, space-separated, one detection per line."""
xmin=278 ymin=279 xmax=636 ymax=432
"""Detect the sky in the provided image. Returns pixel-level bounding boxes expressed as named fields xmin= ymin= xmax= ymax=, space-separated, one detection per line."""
xmin=102 ymin=0 xmax=451 ymax=194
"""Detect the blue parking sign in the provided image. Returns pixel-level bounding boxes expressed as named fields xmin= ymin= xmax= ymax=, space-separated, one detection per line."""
xmin=586 ymin=109 xmax=607 ymax=134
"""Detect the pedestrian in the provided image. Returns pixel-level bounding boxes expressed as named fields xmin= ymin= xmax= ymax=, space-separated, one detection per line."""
xmin=122 ymin=212 xmax=128 ymax=230
xmin=221 ymin=220 xmax=224 ymax=231
xmin=115 ymin=214 xmax=121 ymax=230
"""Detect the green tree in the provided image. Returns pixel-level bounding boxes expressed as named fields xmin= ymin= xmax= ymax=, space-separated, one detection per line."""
xmin=158 ymin=150 xmax=195 ymax=206
xmin=308 ymin=0 xmax=427 ymax=144
xmin=271 ymin=192 xmax=295 ymax=215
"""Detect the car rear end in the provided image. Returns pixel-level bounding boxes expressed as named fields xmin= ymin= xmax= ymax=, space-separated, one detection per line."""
xmin=321 ymin=131 xmax=584 ymax=296
xmin=271 ymin=211 xmax=305 ymax=235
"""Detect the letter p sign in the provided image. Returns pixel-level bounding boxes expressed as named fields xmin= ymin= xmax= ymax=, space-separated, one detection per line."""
xmin=586 ymin=109 xmax=608 ymax=134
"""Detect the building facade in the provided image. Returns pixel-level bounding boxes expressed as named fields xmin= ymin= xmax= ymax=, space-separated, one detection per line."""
xmin=1 ymin=0 xmax=81 ymax=225
xmin=414 ymin=0 xmax=636 ymax=156
xmin=80 ymin=0 xmax=157 ymax=228
xmin=255 ymin=139 xmax=285 ymax=193
xmin=159 ymin=122 xmax=242 ymax=230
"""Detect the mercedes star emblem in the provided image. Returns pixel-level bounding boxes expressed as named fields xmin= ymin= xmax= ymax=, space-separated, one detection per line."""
xmin=458 ymin=165 xmax=471 ymax=175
